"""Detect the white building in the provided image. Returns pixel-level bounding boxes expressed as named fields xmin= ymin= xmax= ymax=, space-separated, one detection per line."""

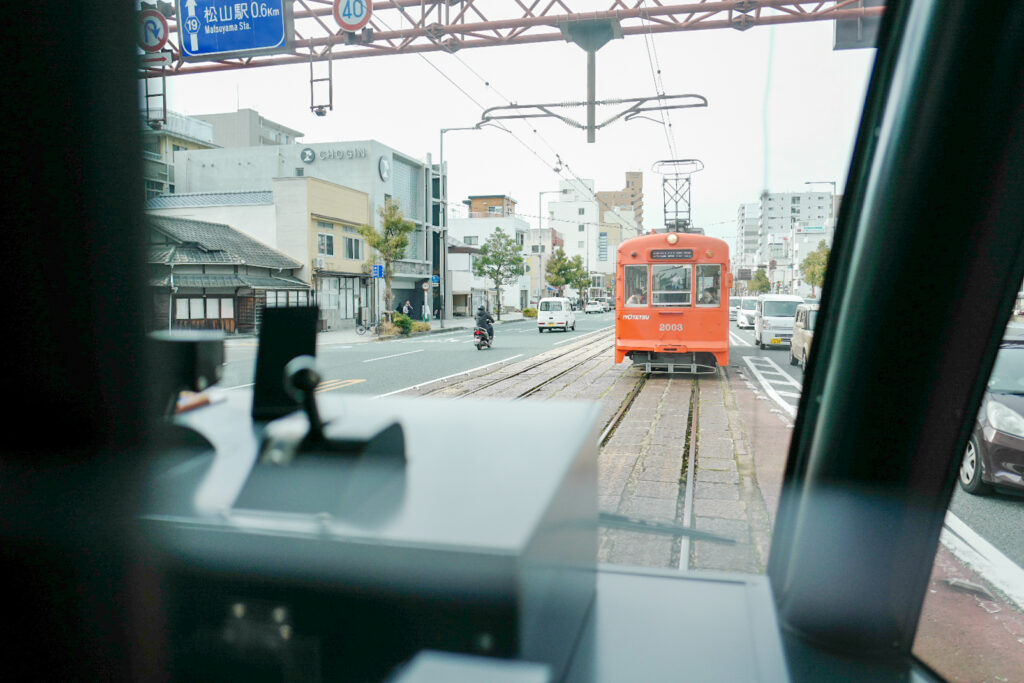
xmin=525 ymin=228 xmax=565 ymax=303
xmin=789 ymin=218 xmax=837 ymax=297
xmin=749 ymin=192 xmax=834 ymax=292
xmin=193 ymin=108 xmax=304 ymax=148
xmin=448 ymin=195 xmax=530 ymax=311
xmin=169 ymin=139 xmax=445 ymax=320
xmin=736 ymin=202 xmax=760 ymax=274
xmin=547 ymin=179 xmax=605 ymax=275
xmin=446 ymin=237 xmax=489 ymax=317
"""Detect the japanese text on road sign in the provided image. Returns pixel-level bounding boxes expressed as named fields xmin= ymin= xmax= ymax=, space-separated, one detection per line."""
xmin=177 ymin=0 xmax=292 ymax=60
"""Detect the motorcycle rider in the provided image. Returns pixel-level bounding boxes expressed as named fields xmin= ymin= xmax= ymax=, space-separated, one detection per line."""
xmin=475 ymin=305 xmax=495 ymax=341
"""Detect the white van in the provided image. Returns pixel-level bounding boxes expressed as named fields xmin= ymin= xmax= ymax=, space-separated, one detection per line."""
xmin=537 ymin=297 xmax=576 ymax=333
xmin=736 ymin=296 xmax=758 ymax=328
xmin=754 ymin=294 xmax=804 ymax=349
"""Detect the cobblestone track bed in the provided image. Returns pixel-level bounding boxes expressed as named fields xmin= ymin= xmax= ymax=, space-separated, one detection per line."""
xmin=688 ymin=370 xmax=773 ymax=574
xmin=395 ymin=330 xmax=772 ymax=573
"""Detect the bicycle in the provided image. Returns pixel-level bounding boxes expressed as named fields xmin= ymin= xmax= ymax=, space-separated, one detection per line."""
xmin=355 ymin=319 xmax=384 ymax=336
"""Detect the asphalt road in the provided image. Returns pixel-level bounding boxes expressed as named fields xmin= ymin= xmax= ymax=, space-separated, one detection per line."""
xmin=727 ymin=321 xmax=1024 ymax=571
xmin=218 ymin=311 xmax=616 ymax=398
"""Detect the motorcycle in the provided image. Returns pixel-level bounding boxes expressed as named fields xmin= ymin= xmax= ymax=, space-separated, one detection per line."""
xmin=473 ymin=326 xmax=492 ymax=350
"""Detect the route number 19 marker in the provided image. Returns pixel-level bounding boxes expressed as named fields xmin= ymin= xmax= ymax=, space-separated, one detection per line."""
xmin=334 ymin=0 xmax=372 ymax=32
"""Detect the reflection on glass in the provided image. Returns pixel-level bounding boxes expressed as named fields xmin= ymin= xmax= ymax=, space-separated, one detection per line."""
xmin=652 ymin=264 xmax=691 ymax=306
xmin=807 ymin=310 xmax=818 ymax=331
xmin=624 ymin=264 xmax=648 ymax=306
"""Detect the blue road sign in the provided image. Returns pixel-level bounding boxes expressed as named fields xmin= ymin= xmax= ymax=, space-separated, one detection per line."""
xmin=431 ymin=275 xmax=439 ymax=284
xmin=177 ymin=0 xmax=292 ymax=61
xmin=372 ymin=265 xmax=384 ymax=278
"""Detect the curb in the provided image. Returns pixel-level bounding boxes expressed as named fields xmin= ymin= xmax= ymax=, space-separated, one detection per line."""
xmin=372 ymin=317 xmax=530 ymax=341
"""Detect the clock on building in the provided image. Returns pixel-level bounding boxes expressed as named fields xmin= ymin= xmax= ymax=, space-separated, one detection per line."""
xmin=378 ymin=156 xmax=391 ymax=181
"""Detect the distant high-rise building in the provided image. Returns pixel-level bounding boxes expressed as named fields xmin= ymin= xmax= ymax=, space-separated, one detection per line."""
xmin=596 ymin=171 xmax=643 ymax=231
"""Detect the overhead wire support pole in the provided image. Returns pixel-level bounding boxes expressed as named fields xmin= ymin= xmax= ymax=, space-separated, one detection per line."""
xmin=477 ymin=94 xmax=708 ymax=141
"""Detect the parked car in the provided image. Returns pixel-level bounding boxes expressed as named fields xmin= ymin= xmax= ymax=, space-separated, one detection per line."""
xmin=729 ymin=297 xmax=739 ymax=321
xmin=584 ymin=301 xmax=604 ymax=314
xmin=754 ymin=294 xmax=804 ymax=349
xmin=959 ymin=329 xmax=1024 ymax=495
xmin=537 ymin=297 xmax=576 ymax=332
xmin=736 ymin=296 xmax=758 ymax=328
xmin=789 ymin=303 xmax=819 ymax=370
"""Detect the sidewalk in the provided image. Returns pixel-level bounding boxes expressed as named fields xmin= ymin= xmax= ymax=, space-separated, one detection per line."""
xmin=224 ymin=312 xmax=530 ymax=348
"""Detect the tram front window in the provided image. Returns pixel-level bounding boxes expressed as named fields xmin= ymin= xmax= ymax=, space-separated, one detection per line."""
xmin=695 ymin=264 xmax=721 ymax=306
xmin=623 ymin=264 xmax=648 ymax=306
xmin=652 ymin=264 xmax=692 ymax=306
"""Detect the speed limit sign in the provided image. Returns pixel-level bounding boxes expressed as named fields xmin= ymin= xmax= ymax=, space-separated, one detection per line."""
xmin=334 ymin=0 xmax=372 ymax=32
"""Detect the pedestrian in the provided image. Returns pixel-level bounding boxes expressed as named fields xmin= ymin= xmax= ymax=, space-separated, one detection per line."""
xmin=402 ymin=300 xmax=412 ymax=316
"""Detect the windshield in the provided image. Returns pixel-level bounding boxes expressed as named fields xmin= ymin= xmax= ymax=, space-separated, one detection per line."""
xmin=762 ymin=301 xmax=800 ymax=317
xmin=986 ymin=344 xmax=1024 ymax=393
xmin=133 ymin=1 xmax=1024 ymax=676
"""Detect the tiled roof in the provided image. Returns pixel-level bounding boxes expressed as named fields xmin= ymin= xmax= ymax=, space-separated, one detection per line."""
xmin=149 ymin=215 xmax=301 ymax=269
xmin=149 ymin=273 xmax=310 ymax=290
xmin=146 ymin=191 xmax=273 ymax=209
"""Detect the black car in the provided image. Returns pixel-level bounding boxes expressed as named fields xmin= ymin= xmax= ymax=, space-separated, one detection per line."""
xmin=959 ymin=327 xmax=1024 ymax=494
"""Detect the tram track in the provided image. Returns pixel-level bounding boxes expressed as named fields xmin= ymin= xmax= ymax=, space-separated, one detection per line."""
xmin=419 ymin=328 xmax=615 ymax=399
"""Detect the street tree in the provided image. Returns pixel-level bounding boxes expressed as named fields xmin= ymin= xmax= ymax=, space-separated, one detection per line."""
xmin=545 ymin=247 xmax=573 ymax=296
xmin=473 ymin=227 xmax=525 ymax=321
xmin=357 ymin=199 xmax=416 ymax=316
xmin=800 ymin=240 xmax=831 ymax=297
xmin=567 ymin=255 xmax=592 ymax=300
xmin=749 ymin=268 xmax=771 ymax=294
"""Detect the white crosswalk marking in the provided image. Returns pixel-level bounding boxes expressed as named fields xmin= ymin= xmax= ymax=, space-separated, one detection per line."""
xmin=742 ymin=356 xmax=802 ymax=417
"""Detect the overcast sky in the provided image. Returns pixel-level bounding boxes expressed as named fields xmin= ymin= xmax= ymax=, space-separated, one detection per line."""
xmin=163 ymin=4 xmax=876 ymax=248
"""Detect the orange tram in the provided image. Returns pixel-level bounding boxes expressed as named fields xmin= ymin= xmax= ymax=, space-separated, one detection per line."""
xmin=614 ymin=231 xmax=731 ymax=374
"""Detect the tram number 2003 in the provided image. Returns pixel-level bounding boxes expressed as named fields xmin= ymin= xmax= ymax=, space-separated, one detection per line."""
xmin=659 ymin=323 xmax=684 ymax=332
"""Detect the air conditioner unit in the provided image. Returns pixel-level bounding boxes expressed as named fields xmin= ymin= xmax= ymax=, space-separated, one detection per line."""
xmin=314 ymin=257 xmax=325 ymax=269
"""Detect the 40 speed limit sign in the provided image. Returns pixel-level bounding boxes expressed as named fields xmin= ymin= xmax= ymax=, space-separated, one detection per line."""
xmin=334 ymin=0 xmax=372 ymax=32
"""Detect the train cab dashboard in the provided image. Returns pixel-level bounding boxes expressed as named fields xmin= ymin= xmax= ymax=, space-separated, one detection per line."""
xmin=4 ymin=1 xmax=1024 ymax=681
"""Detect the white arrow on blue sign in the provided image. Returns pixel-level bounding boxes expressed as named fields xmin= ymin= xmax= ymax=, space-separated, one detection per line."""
xmin=176 ymin=0 xmax=293 ymax=61
xmin=372 ymin=265 xmax=384 ymax=278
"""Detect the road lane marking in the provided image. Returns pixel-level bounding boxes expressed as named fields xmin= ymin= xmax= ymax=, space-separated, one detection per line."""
xmin=315 ymin=379 xmax=366 ymax=393
xmin=362 ymin=349 xmax=424 ymax=363
xmin=941 ymin=512 xmax=1024 ymax=611
xmin=742 ymin=356 xmax=801 ymax=418
xmin=729 ymin=331 xmax=751 ymax=346
xmin=372 ymin=355 xmax=524 ymax=398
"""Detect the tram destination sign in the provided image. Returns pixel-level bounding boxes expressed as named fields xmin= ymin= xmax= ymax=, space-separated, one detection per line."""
xmin=650 ymin=249 xmax=694 ymax=260
xmin=176 ymin=0 xmax=294 ymax=61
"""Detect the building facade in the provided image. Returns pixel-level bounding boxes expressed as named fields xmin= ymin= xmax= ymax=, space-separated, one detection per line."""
xmin=596 ymin=171 xmax=644 ymax=231
xmin=734 ymin=191 xmax=834 ymax=292
xmin=148 ymin=178 xmax=373 ymax=332
xmin=525 ymin=228 xmax=565 ymax=304
xmin=448 ymin=195 xmax=530 ymax=311
xmin=169 ymin=139 xmax=445 ymax=322
xmin=193 ymin=108 xmax=304 ymax=148
xmin=141 ymin=111 xmax=218 ymax=199
xmin=148 ymin=215 xmax=309 ymax=334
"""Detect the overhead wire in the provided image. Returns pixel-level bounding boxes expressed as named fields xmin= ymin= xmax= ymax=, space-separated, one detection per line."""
xmin=377 ymin=12 xmax=641 ymax=234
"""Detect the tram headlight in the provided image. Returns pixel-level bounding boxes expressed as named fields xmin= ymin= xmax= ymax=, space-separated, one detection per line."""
xmin=666 ymin=233 xmax=678 ymax=245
